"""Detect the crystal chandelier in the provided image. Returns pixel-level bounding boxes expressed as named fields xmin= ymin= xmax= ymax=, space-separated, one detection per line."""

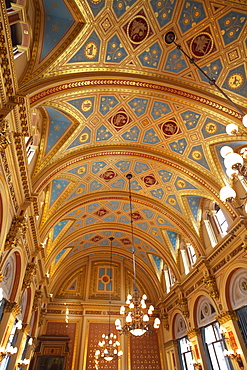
xmin=94 ymin=237 xmax=123 ymax=368
xmin=115 ymin=174 xmax=160 ymax=337
xmin=219 ymin=146 xmax=247 ymax=210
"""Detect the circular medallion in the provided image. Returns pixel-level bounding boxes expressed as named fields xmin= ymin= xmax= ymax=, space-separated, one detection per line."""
xmin=162 ymin=120 xmax=178 ymax=136
xmin=77 ymin=166 xmax=86 ymax=175
xmin=84 ymin=42 xmax=98 ymax=60
xmin=143 ymin=175 xmax=156 ymax=186
xmin=101 ymin=275 xmax=110 ymax=284
xmin=192 ymin=150 xmax=202 ymax=161
xmin=127 ymin=15 xmax=149 ymax=44
xmin=158 ymin=217 xmax=165 ymax=224
xmin=168 ymin=198 xmax=176 ymax=206
xmin=176 ymin=179 xmax=186 ymax=188
xmin=112 ymin=112 xmax=129 ymax=127
xmin=190 ymin=32 xmax=213 ymax=58
xmin=205 ymin=122 xmax=217 ymax=134
xmin=81 ymin=99 xmax=92 ymax=112
xmin=79 ymin=133 xmax=89 ymax=143
xmin=76 ymin=187 xmax=84 ymax=194
xmin=102 ymin=170 xmax=115 ymax=181
xmin=227 ymin=73 xmax=244 ymax=90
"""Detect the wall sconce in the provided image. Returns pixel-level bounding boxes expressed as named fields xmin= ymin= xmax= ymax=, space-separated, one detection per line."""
xmin=224 ymin=349 xmax=244 ymax=369
xmin=0 ymin=345 xmax=17 ymax=362
xmin=17 ymin=358 xmax=30 ymax=366
xmin=192 ymin=358 xmax=202 ymax=369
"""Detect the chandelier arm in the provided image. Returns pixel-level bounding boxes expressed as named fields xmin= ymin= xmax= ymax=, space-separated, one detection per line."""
xmin=108 ymin=237 xmax=114 ymax=335
xmin=127 ymin=174 xmax=137 ymax=290
xmin=169 ymin=36 xmax=245 ymax=117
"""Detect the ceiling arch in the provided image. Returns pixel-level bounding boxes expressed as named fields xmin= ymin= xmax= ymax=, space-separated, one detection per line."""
xmin=21 ymin=0 xmax=247 ymax=300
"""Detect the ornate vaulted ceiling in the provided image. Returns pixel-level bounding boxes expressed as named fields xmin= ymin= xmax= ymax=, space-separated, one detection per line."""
xmin=20 ymin=0 xmax=247 ymax=300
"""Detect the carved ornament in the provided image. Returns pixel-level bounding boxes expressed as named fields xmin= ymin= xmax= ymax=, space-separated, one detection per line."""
xmin=216 ymin=310 xmax=238 ymax=324
xmin=22 ymin=262 xmax=36 ymax=290
xmin=4 ymin=215 xmax=27 ymax=250
xmin=203 ymin=275 xmax=219 ymax=299
xmin=4 ymin=301 xmax=21 ymax=316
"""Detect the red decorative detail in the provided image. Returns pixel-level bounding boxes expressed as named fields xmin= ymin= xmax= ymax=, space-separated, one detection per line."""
xmin=229 ymin=331 xmax=238 ymax=351
xmin=94 ymin=208 xmax=108 ymax=217
xmin=111 ymin=111 xmax=129 ymax=130
xmin=162 ymin=120 xmax=178 ymax=136
xmin=131 ymin=211 xmax=143 ymax=220
xmin=142 ymin=174 xmax=157 ymax=187
xmin=194 ymin=344 xmax=200 ymax=359
xmin=102 ymin=275 xmax=110 ymax=283
xmin=100 ymin=169 xmax=117 ymax=182
xmin=91 ymin=235 xmax=103 ymax=242
xmin=121 ymin=238 xmax=131 ymax=245
xmin=191 ymin=32 xmax=213 ymax=58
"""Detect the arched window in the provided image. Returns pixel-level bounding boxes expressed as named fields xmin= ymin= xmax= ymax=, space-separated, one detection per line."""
xmin=214 ymin=203 xmax=228 ymax=235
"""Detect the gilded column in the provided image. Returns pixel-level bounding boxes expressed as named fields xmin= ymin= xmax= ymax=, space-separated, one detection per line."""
xmin=216 ymin=310 xmax=247 ymax=370
xmin=0 ymin=301 xmax=20 ymax=347
xmin=187 ymin=327 xmax=210 ymax=370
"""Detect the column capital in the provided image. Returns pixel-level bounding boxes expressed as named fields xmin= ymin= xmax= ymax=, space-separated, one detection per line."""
xmin=216 ymin=310 xmax=238 ymax=325
xmin=4 ymin=301 xmax=21 ymax=316
xmin=187 ymin=327 xmax=201 ymax=339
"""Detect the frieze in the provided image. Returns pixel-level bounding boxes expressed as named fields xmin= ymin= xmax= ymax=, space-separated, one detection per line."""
xmin=230 ymin=244 xmax=242 ymax=257
xmin=212 ymin=259 xmax=226 ymax=274
xmin=185 ymin=285 xmax=195 ymax=296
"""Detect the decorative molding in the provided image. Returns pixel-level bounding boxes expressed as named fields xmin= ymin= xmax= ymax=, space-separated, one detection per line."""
xmin=38 ymin=308 xmax=47 ymax=327
xmin=0 ymin=151 xmax=18 ymax=211
xmin=22 ymin=262 xmax=36 ymax=290
xmin=4 ymin=300 xmax=21 ymax=316
xmin=187 ymin=328 xmax=201 ymax=339
xmin=203 ymin=275 xmax=219 ymax=299
xmin=178 ymin=297 xmax=189 ymax=318
xmin=32 ymin=290 xmax=42 ymax=312
xmin=0 ymin=120 xmax=10 ymax=150
xmin=4 ymin=215 xmax=27 ymax=250
xmin=216 ymin=310 xmax=238 ymax=324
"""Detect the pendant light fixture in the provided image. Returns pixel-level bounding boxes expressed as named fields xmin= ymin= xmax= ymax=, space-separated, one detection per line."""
xmin=94 ymin=237 xmax=123 ymax=368
xmin=115 ymin=174 xmax=160 ymax=336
